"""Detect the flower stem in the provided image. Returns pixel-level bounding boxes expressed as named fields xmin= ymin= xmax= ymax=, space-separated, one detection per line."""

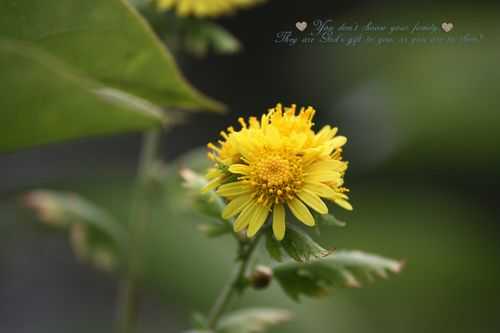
xmin=115 ymin=130 xmax=161 ymax=333
xmin=206 ymin=236 xmax=261 ymax=330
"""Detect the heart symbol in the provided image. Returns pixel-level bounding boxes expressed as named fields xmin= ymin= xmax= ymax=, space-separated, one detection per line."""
xmin=441 ymin=22 xmax=454 ymax=32
xmin=296 ymin=21 xmax=307 ymax=32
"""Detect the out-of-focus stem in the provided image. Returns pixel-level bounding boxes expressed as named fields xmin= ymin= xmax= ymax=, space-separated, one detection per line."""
xmin=115 ymin=130 xmax=161 ymax=333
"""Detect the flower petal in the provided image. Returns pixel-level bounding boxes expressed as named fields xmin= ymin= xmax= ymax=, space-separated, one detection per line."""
xmin=247 ymin=204 xmax=270 ymax=238
xmin=217 ymin=182 xmax=252 ymax=197
xmin=334 ymin=198 xmax=353 ymax=211
xmin=206 ymin=167 xmax=222 ymax=179
xmin=306 ymin=160 xmax=347 ymax=173
xmin=315 ymin=125 xmax=338 ymax=142
xmin=297 ymin=189 xmax=328 ymax=214
xmin=305 ymin=170 xmax=341 ymax=183
xmin=201 ymin=176 xmax=224 ymax=193
xmin=330 ymin=136 xmax=347 ymax=149
xmin=303 ymin=182 xmax=336 ymax=198
xmin=272 ymin=204 xmax=286 ymax=240
xmin=228 ymin=164 xmax=250 ymax=175
xmin=287 ymin=198 xmax=315 ymax=226
xmin=222 ymin=194 xmax=253 ymax=219
xmin=233 ymin=199 xmax=258 ymax=232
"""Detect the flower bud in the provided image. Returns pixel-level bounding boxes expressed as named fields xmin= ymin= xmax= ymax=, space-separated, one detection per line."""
xmin=250 ymin=265 xmax=273 ymax=289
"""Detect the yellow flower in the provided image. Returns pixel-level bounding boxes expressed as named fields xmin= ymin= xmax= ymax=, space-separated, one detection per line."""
xmin=204 ymin=104 xmax=352 ymax=241
xmin=157 ymin=0 xmax=263 ymax=17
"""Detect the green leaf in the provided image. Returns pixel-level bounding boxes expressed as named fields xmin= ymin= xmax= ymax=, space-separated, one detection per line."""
xmin=318 ymin=213 xmax=347 ymax=227
xmin=273 ymin=250 xmax=404 ymax=301
xmin=218 ymin=308 xmax=292 ymax=333
xmin=265 ymin=230 xmax=283 ymax=262
xmin=0 ymin=0 xmax=222 ymax=112
xmin=23 ymin=190 xmax=126 ymax=271
xmin=281 ymin=226 xmax=331 ymax=263
xmin=0 ymin=40 xmax=167 ymax=152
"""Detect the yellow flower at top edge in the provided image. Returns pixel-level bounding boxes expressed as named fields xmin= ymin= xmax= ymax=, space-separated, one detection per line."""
xmin=157 ymin=0 xmax=264 ymax=17
xmin=203 ymin=104 xmax=352 ymax=241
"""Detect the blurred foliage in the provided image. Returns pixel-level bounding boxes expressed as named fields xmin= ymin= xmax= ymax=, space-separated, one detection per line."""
xmin=137 ymin=5 xmax=241 ymax=57
xmin=22 ymin=190 xmax=126 ymax=272
xmin=217 ymin=308 xmax=291 ymax=333
xmin=187 ymin=308 xmax=291 ymax=333
xmin=0 ymin=41 xmax=164 ymax=152
xmin=0 ymin=0 xmax=222 ymax=151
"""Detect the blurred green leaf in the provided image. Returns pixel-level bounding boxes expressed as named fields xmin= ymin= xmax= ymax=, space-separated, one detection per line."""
xmin=69 ymin=222 xmax=120 ymax=272
xmin=265 ymin=230 xmax=283 ymax=262
xmin=318 ymin=213 xmax=347 ymax=227
xmin=0 ymin=41 xmax=167 ymax=152
xmin=23 ymin=189 xmax=126 ymax=271
xmin=218 ymin=308 xmax=292 ymax=333
xmin=183 ymin=21 xmax=241 ymax=57
xmin=273 ymin=250 xmax=404 ymax=301
xmin=0 ymin=0 xmax=222 ymax=111
xmin=281 ymin=226 xmax=331 ymax=263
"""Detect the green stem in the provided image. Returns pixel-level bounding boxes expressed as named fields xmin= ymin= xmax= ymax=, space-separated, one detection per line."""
xmin=206 ymin=236 xmax=261 ymax=330
xmin=115 ymin=130 xmax=161 ymax=333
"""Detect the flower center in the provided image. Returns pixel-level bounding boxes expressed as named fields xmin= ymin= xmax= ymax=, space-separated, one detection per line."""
xmin=248 ymin=152 xmax=303 ymax=204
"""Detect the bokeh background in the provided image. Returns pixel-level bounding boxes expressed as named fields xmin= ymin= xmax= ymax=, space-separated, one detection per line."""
xmin=1 ymin=0 xmax=500 ymax=332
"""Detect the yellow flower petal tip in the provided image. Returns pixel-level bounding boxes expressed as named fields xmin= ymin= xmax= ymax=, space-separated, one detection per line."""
xmin=204 ymin=103 xmax=352 ymax=239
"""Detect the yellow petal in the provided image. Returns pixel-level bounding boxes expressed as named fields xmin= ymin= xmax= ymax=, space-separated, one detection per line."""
xmin=233 ymin=136 xmax=254 ymax=161
xmin=157 ymin=0 xmax=175 ymax=10
xmin=201 ymin=176 xmax=223 ymax=193
xmin=228 ymin=164 xmax=250 ymax=175
xmin=206 ymin=167 xmax=222 ymax=179
xmin=288 ymin=198 xmax=315 ymax=226
xmin=222 ymin=194 xmax=253 ymax=219
xmin=332 ymin=192 xmax=349 ymax=200
xmin=331 ymin=136 xmax=347 ymax=149
xmin=316 ymin=125 xmax=337 ymax=142
xmin=303 ymin=182 xmax=336 ymax=198
xmin=247 ymin=204 xmax=270 ymax=238
xmin=272 ymin=204 xmax=286 ymax=240
xmin=233 ymin=200 xmax=258 ymax=232
xmin=217 ymin=182 xmax=252 ymax=197
xmin=292 ymin=133 xmax=308 ymax=149
xmin=306 ymin=160 xmax=347 ymax=173
xmin=305 ymin=170 xmax=341 ymax=183
xmin=334 ymin=198 xmax=353 ymax=211
xmin=297 ymin=189 xmax=328 ymax=214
